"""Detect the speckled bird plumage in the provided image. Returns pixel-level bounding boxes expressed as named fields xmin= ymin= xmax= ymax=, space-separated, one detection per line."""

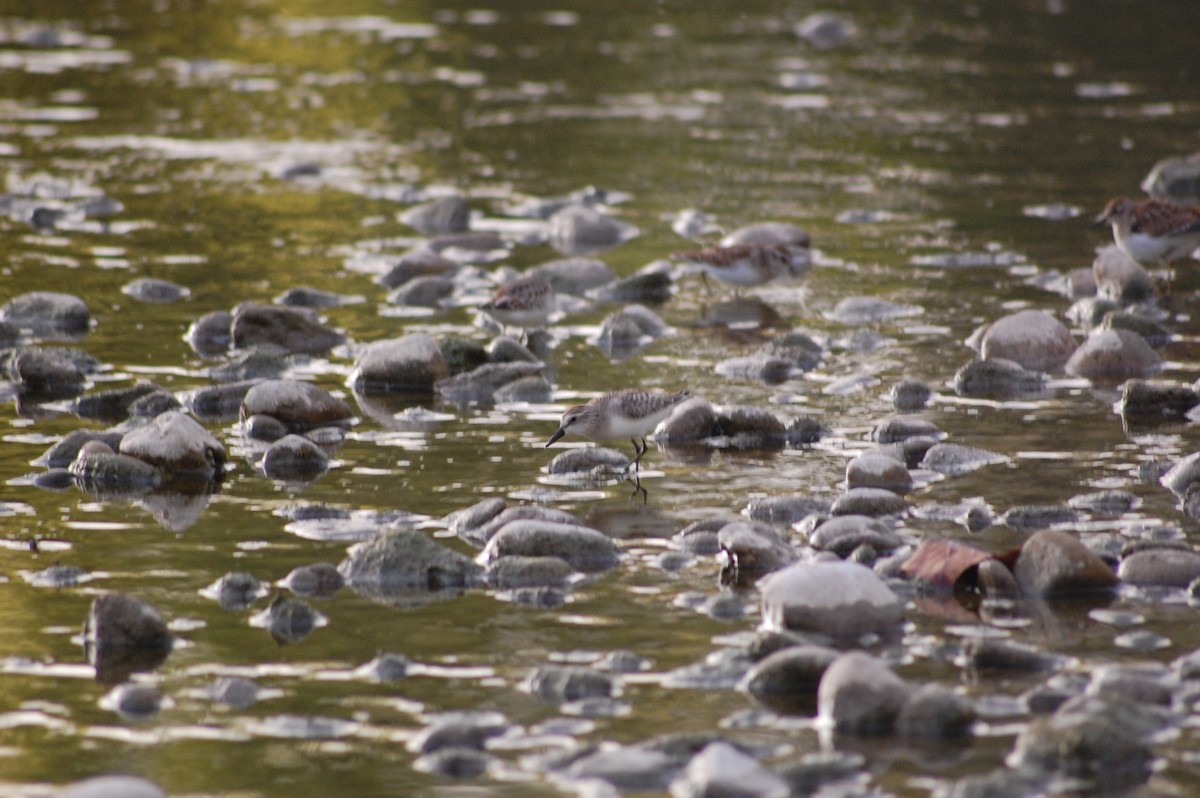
xmin=672 ymin=242 xmax=811 ymax=288
xmin=546 ymin=388 xmax=691 ymax=469
xmin=1096 ymin=197 xmax=1200 ymax=266
xmin=480 ymin=275 xmax=555 ymax=330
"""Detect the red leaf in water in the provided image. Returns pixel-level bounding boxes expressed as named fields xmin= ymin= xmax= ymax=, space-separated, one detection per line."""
xmin=900 ymin=538 xmax=994 ymax=589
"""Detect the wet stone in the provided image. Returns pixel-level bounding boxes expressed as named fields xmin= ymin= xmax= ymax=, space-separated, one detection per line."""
xmin=9 ymin=348 xmax=85 ymax=398
xmin=718 ymin=522 xmax=799 ymax=582
xmin=808 ymin=515 xmax=902 ymax=558
xmin=275 ymin=286 xmax=356 ymax=308
xmin=528 ymin=256 xmax=616 ymax=295
xmin=741 ymin=644 xmax=840 ymax=712
xmin=230 ymin=301 xmax=344 ymax=355
xmin=830 ymin=487 xmax=909 ymax=517
xmin=1101 ymin=311 xmax=1171 ymax=348
xmin=891 ymin=380 xmax=932 ymax=410
xmin=1065 ymin=328 xmax=1161 ymax=380
xmin=779 ymin=752 xmax=866 ymax=796
xmin=1013 ymin=529 xmax=1118 ymax=597
xmin=208 ymin=676 xmax=261 ymax=709
xmin=548 ymin=204 xmax=639 ymax=255
xmin=846 ymin=451 xmax=912 ymax=493
xmin=339 ymin=529 xmax=484 ymax=592
xmin=102 ymin=682 xmax=164 ymax=718
xmin=186 ymin=380 xmax=261 ymax=420
xmin=252 ymin=595 xmax=322 ymax=645
xmin=130 ymin=391 xmax=181 ymax=418
xmin=387 ymin=275 xmax=454 ymax=307
xmin=562 ymin=746 xmax=677 ymax=793
xmin=1142 ymin=152 xmax=1200 ymax=204
xmin=817 ymin=651 xmax=910 ymax=734
xmin=659 ymin=397 xmax=720 ymax=441
xmin=376 ymin=248 xmax=457 ymax=289
xmin=871 ymin=416 xmax=943 ymax=444
xmin=953 ymin=358 xmax=1046 ymax=396
xmin=400 ymin=195 xmax=470 ymax=235
xmin=1067 ymin=489 xmax=1139 ymax=516
xmin=825 ymin=296 xmax=922 ymax=325
xmin=414 ymin=748 xmax=494 ymax=778
xmin=494 ymin=374 xmax=552 ymax=403
xmin=240 ymin=379 xmax=352 ymax=433
xmin=71 ymin=381 xmax=164 ymax=419
xmin=0 ymin=291 xmax=89 ymax=337
xmin=595 ymin=305 xmax=668 ymax=356
xmin=84 ymin=593 xmax=172 ymax=653
xmin=662 ymin=648 xmax=754 ymax=690
xmin=1088 ymin=665 xmax=1173 ymax=706
xmin=760 ymin=561 xmax=905 ymax=637
xmin=668 ymin=742 xmax=790 ymax=798
xmin=1161 ymin=451 xmax=1200 ymax=497
xmin=896 ymin=684 xmax=975 ymax=739
xmin=977 ymin=309 xmax=1076 ymax=372
xmin=33 ymin=468 xmax=74 ymax=490
xmin=526 ymin=665 xmax=613 ymax=703
xmin=587 ymin=270 xmax=672 ymax=304
xmin=1092 ymin=244 xmax=1157 ymax=303
xmin=436 ymin=361 xmax=543 ymax=403
xmin=203 ymin=572 xmax=266 ymax=610
xmin=446 ymin=497 xmax=506 ymax=537
xmin=409 ymin=712 xmax=509 ymax=753
xmin=24 ymin=564 xmax=87 ymax=588
xmin=261 ymin=434 xmax=331 ymax=481
xmin=358 ymin=653 xmax=409 ymax=682
xmin=281 ymin=562 xmax=344 ymax=597
xmin=1119 ymin=379 xmax=1200 ymax=418
xmin=118 ymin=411 xmax=225 ymax=480
xmin=963 ymin=637 xmax=1061 ymax=673
xmin=795 ymin=10 xmax=855 ymax=49
xmin=350 ymin=334 xmax=450 ymax=394
xmin=1118 ymin=548 xmax=1200 ymax=587
xmin=58 ymin=775 xmax=167 ymax=798
xmin=0 ymin=320 xmax=19 ymax=348
xmin=121 ymin=278 xmax=190 ymax=303
xmin=920 ymin=442 xmax=1009 ymax=476
xmin=487 ymin=555 xmax=576 ymax=589
xmin=470 ymin=506 xmax=589 ymax=545
xmin=715 ymin=406 xmax=788 ymax=448
xmin=480 ymin=520 xmax=619 ymax=573
xmin=1000 ymin=505 xmax=1080 ymax=532
xmin=1008 ymin=695 xmax=1159 ymax=790
xmin=68 ymin=441 xmax=163 ymax=494
xmin=672 ymin=520 xmax=725 ymax=556
xmin=243 ymin=413 xmax=287 ymax=442
xmin=744 ymin=495 xmax=829 ymax=526
xmin=722 ymin=221 xmax=811 ymax=248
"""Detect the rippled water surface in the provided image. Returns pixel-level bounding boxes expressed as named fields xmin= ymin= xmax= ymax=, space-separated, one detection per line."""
xmin=3 ymin=1 xmax=1200 ymax=795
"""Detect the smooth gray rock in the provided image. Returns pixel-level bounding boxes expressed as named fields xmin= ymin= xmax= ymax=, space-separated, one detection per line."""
xmin=351 ymin=334 xmax=449 ymax=394
xmin=388 ymin=275 xmax=454 ymax=307
xmin=1012 ymin=530 xmax=1118 ymax=597
xmin=741 ymin=645 xmax=840 ymax=710
xmin=529 ymin=256 xmax=616 ymax=295
xmin=281 ymin=562 xmax=344 ymax=597
xmin=1118 ymin=548 xmax=1200 ymax=587
xmin=1093 ymin=245 xmax=1156 ymax=303
xmin=548 ymin=205 xmax=639 ymax=255
xmin=494 ymin=375 xmax=553 ymax=403
xmin=920 ymin=442 xmax=1009 ymax=476
xmin=846 ymin=451 xmax=912 ymax=493
xmin=977 ymin=309 xmax=1076 ymax=372
xmin=69 ymin=441 xmax=163 ymax=493
xmin=240 ymin=379 xmax=352 ymax=432
xmin=230 ymin=301 xmax=343 ymax=354
xmin=487 ymin=555 xmax=576 ymax=589
xmin=1142 ymin=152 xmax=1200 ymax=204
xmin=817 ymin=652 xmax=910 ymax=734
xmin=743 ymin=495 xmax=830 ymax=526
xmin=83 ymin=593 xmax=172 ymax=652
xmin=808 ymin=515 xmax=902 ymax=558
xmin=830 ymin=488 xmax=908 ymax=517
xmin=760 ymin=561 xmax=905 ymax=637
xmin=668 ymin=742 xmax=790 ymax=798
xmin=261 ymin=434 xmax=331 ymax=481
xmin=896 ymin=684 xmax=975 ymax=739
xmin=718 ymin=522 xmax=799 ymax=581
xmin=0 ymin=291 xmax=89 ymax=337
xmin=435 ymin=361 xmax=543 ymax=402
xmin=1118 ymin=379 xmax=1200 ymax=417
xmin=480 ymin=520 xmax=619 ymax=573
xmin=58 ymin=775 xmax=167 ymax=798
xmin=122 ymin=278 xmax=190 ymax=303
xmin=339 ymin=529 xmax=484 ymax=591
xmin=400 ymin=195 xmax=470 ymax=235
xmin=1065 ymin=328 xmax=1161 ymax=380
xmin=526 ymin=665 xmax=613 ymax=703
xmin=118 ymin=411 xmax=225 ymax=479
xmin=954 ymin=358 xmax=1046 ymax=396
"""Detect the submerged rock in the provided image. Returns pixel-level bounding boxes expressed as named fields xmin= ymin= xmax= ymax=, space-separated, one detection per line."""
xmin=1118 ymin=379 xmax=1200 ymax=418
xmin=400 ymin=195 xmax=470 ymax=235
xmin=69 ymin=441 xmax=163 ymax=494
xmin=718 ymin=522 xmax=798 ymax=582
xmin=435 ymin=361 xmax=543 ymax=403
xmin=668 ymin=742 xmax=790 ymax=798
xmin=1118 ymin=548 xmax=1200 ymax=587
xmin=8 ymin=347 xmax=86 ymax=398
xmin=528 ymin=256 xmax=616 ymax=295
xmin=546 ymin=446 xmax=630 ymax=476
xmin=808 ymin=515 xmax=902 ymax=558
xmin=185 ymin=310 xmax=233 ymax=356
xmin=122 ymin=278 xmax=190 ymax=303
xmin=261 ymin=434 xmax=331 ymax=481
xmin=83 ymin=593 xmax=172 ymax=682
xmin=1092 ymin=247 xmax=1157 ymax=304
xmin=741 ymin=644 xmax=840 ymax=712
xmin=845 ymin=451 xmax=911 ymax=493
xmin=954 ymin=358 xmax=1046 ymax=396
xmin=526 ymin=665 xmax=613 ymax=704
xmin=251 ymin=595 xmax=324 ymax=644
xmin=548 ymin=205 xmax=639 ymax=255
xmin=71 ymin=381 xmax=167 ymax=420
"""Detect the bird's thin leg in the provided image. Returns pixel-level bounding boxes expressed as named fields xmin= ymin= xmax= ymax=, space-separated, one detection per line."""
xmin=628 ymin=472 xmax=647 ymax=504
xmin=701 ymin=272 xmax=713 ymax=295
xmin=631 ymin=437 xmax=650 ymax=471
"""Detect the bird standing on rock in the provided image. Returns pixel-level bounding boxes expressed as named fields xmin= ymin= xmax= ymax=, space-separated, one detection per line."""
xmin=546 ymin=388 xmax=691 ymax=471
xmin=671 ymin=242 xmax=811 ymax=292
xmin=479 ymin=275 xmax=556 ymax=337
xmin=1094 ymin=197 xmax=1200 ymax=289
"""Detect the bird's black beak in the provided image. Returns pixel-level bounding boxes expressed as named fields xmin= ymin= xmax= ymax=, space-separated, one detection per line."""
xmin=546 ymin=427 xmax=566 ymax=447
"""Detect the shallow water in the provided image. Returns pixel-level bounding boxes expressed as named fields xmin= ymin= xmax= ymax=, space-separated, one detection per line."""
xmin=2 ymin=1 xmax=1200 ymax=795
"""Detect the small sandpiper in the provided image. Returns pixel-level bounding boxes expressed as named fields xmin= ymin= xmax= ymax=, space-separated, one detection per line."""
xmin=672 ymin=242 xmax=811 ymax=291
xmin=1094 ymin=197 xmax=1200 ymax=288
xmin=546 ymin=388 xmax=691 ymax=471
xmin=480 ymin=275 xmax=556 ymax=336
